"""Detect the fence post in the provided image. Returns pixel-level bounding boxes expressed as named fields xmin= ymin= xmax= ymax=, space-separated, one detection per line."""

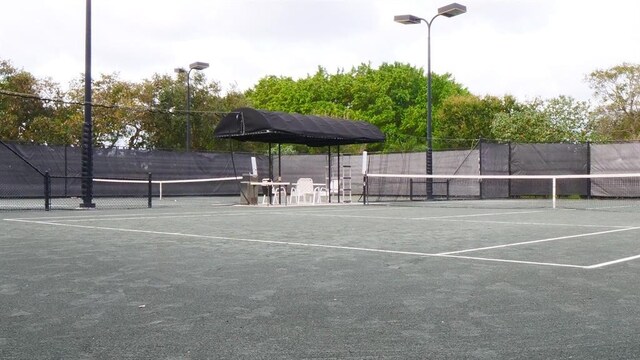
xmin=508 ymin=142 xmax=512 ymax=198
xmin=148 ymin=172 xmax=152 ymax=208
xmin=64 ymin=145 xmax=68 ymax=197
xmin=479 ymin=138 xmax=483 ymax=199
xmin=44 ymin=171 xmax=51 ymax=211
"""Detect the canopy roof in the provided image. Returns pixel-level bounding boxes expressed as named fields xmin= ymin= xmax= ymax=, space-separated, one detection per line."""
xmin=214 ymin=107 xmax=385 ymax=147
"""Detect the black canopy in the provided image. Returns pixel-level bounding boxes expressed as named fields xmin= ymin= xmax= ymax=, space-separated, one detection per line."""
xmin=214 ymin=107 xmax=385 ymax=146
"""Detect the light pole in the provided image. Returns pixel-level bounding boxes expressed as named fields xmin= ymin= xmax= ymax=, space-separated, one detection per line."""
xmin=80 ymin=0 xmax=95 ymax=208
xmin=175 ymin=61 xmax=209 ymax=151
xmin=394 ymin=3 xmax=466 ymax=199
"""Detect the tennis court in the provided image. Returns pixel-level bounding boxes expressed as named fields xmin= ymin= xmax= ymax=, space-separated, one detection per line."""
xmin=2 ymin=198 xmax=640 ymax=358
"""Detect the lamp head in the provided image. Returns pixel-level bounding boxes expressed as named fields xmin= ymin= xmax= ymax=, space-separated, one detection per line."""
xmin=438 ymin=2 xmax=467 ymax=17
xmin=189 ymin=62 xmax=209 ymax=71
xmin=174 ymin=67 xmax=187 ymax=74
xmin=394 ymin=14 xmax=423 ymax=25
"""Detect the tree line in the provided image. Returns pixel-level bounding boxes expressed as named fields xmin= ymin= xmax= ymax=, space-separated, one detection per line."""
xmin=1 ymin=58 xmax=639 ymax=153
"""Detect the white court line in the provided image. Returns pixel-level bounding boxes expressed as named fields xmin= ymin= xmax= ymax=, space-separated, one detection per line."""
xmin=287 ymin=211 xmax=630 ymax=229
xmin=8 ymin=213 xmax=640 ymax=269
xmin=437 ymin=227 xmax=640 ymax=255
xmin=5 ymin=208 xmax=631 ymax=229
xmin=2 ymin=207 xmax=387 ymax=223
xmin=437 ymin=254 xmax=587 ymax=269
xmin=23 ymin=212 xmax=272 ymax=223
xmin=285 ymin=210 xmax=545 ymax=221
xmin=2 ymin=210 xmax=236 ymax=221
xmin=2 ymin=208 xmax=540 ymax=223
xmin=5 ymin=218 xmax=590 ymax=269
xmin=436 ymin=218 xmax=630 ymax=229
xmin=1 ymin=205 xmax=386 ymax=222
xmin=3 ymin=218 xmax=448 ymax=255
xmin=586 ymin=254 xmax=640 ymax=269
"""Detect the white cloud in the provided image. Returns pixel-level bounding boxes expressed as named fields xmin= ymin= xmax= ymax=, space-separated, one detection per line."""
xmin=2 ymin=0 xmax=639 ymax=101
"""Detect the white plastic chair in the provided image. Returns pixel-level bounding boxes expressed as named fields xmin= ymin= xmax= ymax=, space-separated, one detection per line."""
xmin=272 ymin=185 xmax=287 ymax=205
xmin=330 ymin=179 xmax=342 ymax=197
xmin=290 ymin=178 xmax=315 ymax=204
xmin=314 ymin=186 xmax=328 ymax=204
xmin=315 ymin=179 xmax=341 ymax=204
xmin=261 ymin=179 xmax=284 ymax=205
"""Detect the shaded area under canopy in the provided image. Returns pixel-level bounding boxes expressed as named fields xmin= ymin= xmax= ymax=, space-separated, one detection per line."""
xmin=213 ymin=107 xmax=385 ymax=146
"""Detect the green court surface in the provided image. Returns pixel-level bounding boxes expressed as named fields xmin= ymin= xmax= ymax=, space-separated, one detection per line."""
xmin=2 ymin=198 xmax=640 ymax=359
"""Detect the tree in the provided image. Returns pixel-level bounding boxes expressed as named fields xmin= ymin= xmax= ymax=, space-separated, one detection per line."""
xmin=489 ymin=97 xmax=595 ymax=143
xmin=246 ymin=62 xmax=469 ymax=152
xmin=587 ymin=63 xmax=640 ymax=140
xmin=66 ymin=73 xmax=147 ymax=148
xmin=541 ymin=95 xmax=593 ymax=143
xmin=0 ymin=59 xmax=70 ymax=143
xmin=436 ymin=95 xmax=521 ymax=149
xmin=137 ymin=72 xmax=250 ymax=152
xmin=491 ymin=105 xmax=555 ymax=143
xmin=437 ymin=94 xmax=596 ymax=145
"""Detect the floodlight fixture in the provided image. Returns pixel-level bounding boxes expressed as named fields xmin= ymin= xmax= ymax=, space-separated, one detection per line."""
xmin=393 ymin=3 xmax=467 ymax=199
xmin=394 ymin=14 xmax=423 ymax=25
xmin=438 ymin=3 xmax=467 ymax=17
xmin=189 ymin=62 xmax=209 ymax=71
xmin=175 ymin=61 xmax=209 ymax=151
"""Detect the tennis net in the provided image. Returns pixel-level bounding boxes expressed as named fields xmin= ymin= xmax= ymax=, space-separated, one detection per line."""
xmin=363 ymin=173 xmax=640 ymax=211
xmin=94 ymin=176 xmax=242 ymax=200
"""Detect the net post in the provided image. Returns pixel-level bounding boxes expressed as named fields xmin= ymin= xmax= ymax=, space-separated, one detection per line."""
xmin=552 ymin=177 xmax=557 ymax=209
xmin=362 ymin=151 xmax=368 ymax=205
xmin=148 ymin=172 xmax=152 ymax=208
xmin=409 ymin=178 xmax=414 ymax=201
xmin=44 ymin=171 xmax=51 ymax=211
xmin=363 ymin=173 xmax=368 ymax=205
xmin=446 ymin=179 xmax=450 ymax=200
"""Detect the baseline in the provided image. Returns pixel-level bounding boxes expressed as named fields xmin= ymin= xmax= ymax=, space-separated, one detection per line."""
xmin=5 ymin=218 xmax=589 ymax=269
xmin=437 ymin=227 xmax=640 ymax=256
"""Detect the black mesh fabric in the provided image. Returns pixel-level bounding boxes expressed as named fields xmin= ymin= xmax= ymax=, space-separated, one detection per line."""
xmin=480 ymin=142 xmax=510 ymax=198
xmin=510 ymin=143 xmax=589 ymax=196
xmin=0 ymin=142 xmax=264 ymax=200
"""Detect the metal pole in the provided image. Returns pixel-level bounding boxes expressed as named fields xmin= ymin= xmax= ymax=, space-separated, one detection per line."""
xmin=337 ymin=145 xmax=341 ymax=203
xmin=186 ymin=69 xmax=192 ymax=151
xmin=147 ymin=172 xmax=152 ymax=208
xmin=426 ymin=21 xmax=434 ymax=200
xmin=64 ymin=145 xmax=68 ymax=197
xmin=278 ymin=144 xmax=282 ymax=180
xmin=328 ymin=146 xmax=332 ymax=203
xmin=44 ymin=171 xmax=50 ymax=211
xmin=396 ymin=5 xmax=467 ymax=198
xmin=80 ymin=0 xmax=95 ymax=208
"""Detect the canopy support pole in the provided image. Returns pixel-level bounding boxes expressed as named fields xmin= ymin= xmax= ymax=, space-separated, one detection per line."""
xmin=337 ymin=145 xmax=341 ymax=203
xmin=327 ymin=146 xmax=332 ymax=203
xmin=278 ymin=144 xmax=281 ymax=180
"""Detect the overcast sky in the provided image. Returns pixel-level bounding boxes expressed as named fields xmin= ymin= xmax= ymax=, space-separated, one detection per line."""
xmin=2 ymin=0 xmax=639 ymax=102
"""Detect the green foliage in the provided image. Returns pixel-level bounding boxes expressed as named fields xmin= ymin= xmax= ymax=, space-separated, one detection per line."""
xmin=2 ymin=57 xmax=637 ymax=152
xmin=0 ymin=60 xmax=65 ymax=143
xmin=587 ymin=63 xmax=640 ymax=140
xmin=436 ymin=95 xmax=520 ymax=148
xmin=491 ymin=106 xmax=554 ymax=143
xmin=246 ymin=62 xmax=469 ymax=152
xmin=541 ymin=95 xmax=593 ymax=143
xmin=487 ymin=96 xmax=596 ymax=143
